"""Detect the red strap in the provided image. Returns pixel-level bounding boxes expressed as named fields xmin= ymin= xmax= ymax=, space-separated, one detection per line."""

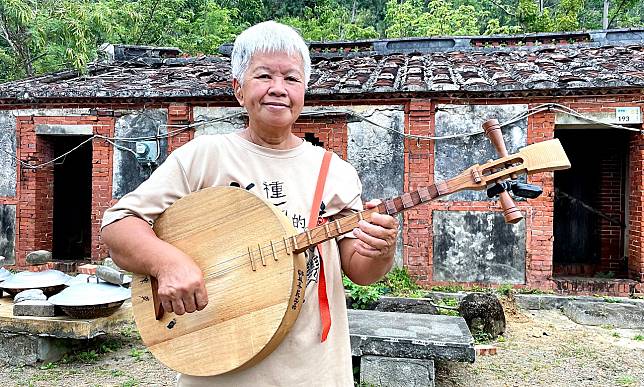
xmin=309 ymin=151 xmax=332 ymax=342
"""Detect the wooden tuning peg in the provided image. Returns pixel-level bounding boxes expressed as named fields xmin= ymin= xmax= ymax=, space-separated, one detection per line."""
xmin=482 ymin=119 xmax=523 ymax=224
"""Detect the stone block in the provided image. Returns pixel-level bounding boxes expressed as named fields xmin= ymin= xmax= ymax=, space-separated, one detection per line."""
xmin=96 ymin=265 xmax=126 ymax=285
xmin=562 ymin=301 xmax=644 ymax=329
xmin=26 ymin=250 xmax=52 ymax=265
xmin=102 ymin=257 xmax=122 ymax=271
xmin=14 ymin=289 xmax=46 ymax=304
xmin=0 ymin=332 xmax=70 ymax=366
xmin=349 ymin=310 xmax=475 ymax=362
xmin=361 ymin=356 xmax=434 ymax=387
xmin=13 ymin=300 xmax=55 ymax=317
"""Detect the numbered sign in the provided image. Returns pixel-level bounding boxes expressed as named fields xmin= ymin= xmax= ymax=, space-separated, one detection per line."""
xmin=615 ymin=107 xmax=642 ymax=124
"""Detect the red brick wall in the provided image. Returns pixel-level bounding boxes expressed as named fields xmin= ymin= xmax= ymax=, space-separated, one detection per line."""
xmin=167 ymin=104 xmax=194 ymax=152
xmin=404 ymin=99 xmax=434 ymax=284
xmin=597 ymin=144 xmax=625 ymax=274
xmin=629 ymin=129 xmax=644 ymax=282
xmin=292 ymin=115 xmax=348 ymax=158
xmin=91 ymin=117 xmax=115 ymax=261
xmin=524 ymin=110 xmax=556 ymax=289
xmin=15 ymin=116 xmax=54 ymax=266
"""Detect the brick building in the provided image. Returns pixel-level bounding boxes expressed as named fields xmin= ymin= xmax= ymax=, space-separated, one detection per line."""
xmin=0 ymin=29 xmax=642 ymax=296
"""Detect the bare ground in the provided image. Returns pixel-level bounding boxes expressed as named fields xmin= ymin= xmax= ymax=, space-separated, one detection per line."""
xmin=1 ymin=298 xmax=643 ymax=387
xmin=437 ymin=297 xmax=644 ymax=387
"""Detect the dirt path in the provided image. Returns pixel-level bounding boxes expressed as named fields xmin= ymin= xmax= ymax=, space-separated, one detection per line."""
xmin=437 ymin=299 xmax=644 ymax=387
xmin=1 ymin=299 xmax=643 ymax=386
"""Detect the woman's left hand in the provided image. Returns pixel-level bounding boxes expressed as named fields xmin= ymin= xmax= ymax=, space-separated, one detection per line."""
xmin=352 ymin=199 xmax=399 ymax=260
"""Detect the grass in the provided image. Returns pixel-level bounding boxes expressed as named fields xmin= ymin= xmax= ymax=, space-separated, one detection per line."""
xmin=472 ymin=330 xmax=494 ymax=344
xmin=39 ymin=362 xmax=58 ymax=370
xmin=121 ymin=378 xmax=139 ymax=387
xmin=119 ymin=324 xmax=142 ymax=340
xmin=434 ymin=297 xmax=460 ymax=316
xmin=633 ymin=334 xmax=644 ymax=341
xmin=129 ymin=347 xmax=148 ymax=360
xmin=616 ymin=375 xmax=638 ymax=386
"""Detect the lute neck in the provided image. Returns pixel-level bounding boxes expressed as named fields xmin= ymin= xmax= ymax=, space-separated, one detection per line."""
xmin=289 ymin=181 xmax=449 ymax=254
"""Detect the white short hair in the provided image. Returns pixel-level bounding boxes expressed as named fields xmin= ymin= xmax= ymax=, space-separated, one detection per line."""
xmin=231 ymin=21 xmax=311 ymax=87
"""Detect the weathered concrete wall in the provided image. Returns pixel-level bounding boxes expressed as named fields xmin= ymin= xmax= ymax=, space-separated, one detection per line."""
xmin=0 ymin=111 xmax=17 ymax=197
xmin=112 ymin=110 xmax=168 ymax=198
xmin=434 ymin=104 xmax=527 ymax=201
xmin=193 ymin=107 xmax=246 ymax=135
xmin=0 ymin=204 xmax=16 ymax=264
xmin=432 ymin=210 xmax=526 ymax=284
xmin=347 ymin=105 xmax=405 ymax=266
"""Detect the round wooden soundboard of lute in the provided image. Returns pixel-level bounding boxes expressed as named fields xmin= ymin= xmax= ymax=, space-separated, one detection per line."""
xmin=131 ymin=186 xmax=307 ymax=376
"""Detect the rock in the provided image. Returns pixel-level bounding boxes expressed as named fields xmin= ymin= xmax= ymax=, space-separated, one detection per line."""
xmin=26 ymin=250 xmax=52 ymax=265
xmin=458 ymin=293 xmax=506 ymax=337
xmin=13 ymin=300 xmax=55 ymax=317
xmin=374 ymin=297 xmax=438 ymax=314
xmin=14 ymin=289 xmax=47 ymax=304
xmin=96 ymin=266 xmax=126 ymax=285
xmin=101 ymin=257 xmax=122 ymax=271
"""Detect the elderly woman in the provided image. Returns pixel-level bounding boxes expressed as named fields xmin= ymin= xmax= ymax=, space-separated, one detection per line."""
xmin=101 ymin=21 xmax=398 ymax=386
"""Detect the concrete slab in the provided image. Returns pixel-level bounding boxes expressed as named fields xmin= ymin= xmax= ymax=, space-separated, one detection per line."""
xmin=361 ymin=356 xmax=434 ymax=387
xmin=348 ymin=309 xmax=475 ymax=362
xmin=562 ymin=301 xmax=644 ymax=328
xmin=0 ymin=296 xmax=132 ymax=339
xmin=514 ymin=294 xmax=644 ymax=310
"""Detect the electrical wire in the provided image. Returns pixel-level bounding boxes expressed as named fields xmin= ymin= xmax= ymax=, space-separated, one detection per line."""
xmin=0 ymin=103 xmax=640 ymax=170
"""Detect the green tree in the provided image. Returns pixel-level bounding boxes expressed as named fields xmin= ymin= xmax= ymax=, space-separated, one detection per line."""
xmin=384 ymin=0 xmax=482 ymax=38
xmin=280 ymin=0 xmax=379 ymax=41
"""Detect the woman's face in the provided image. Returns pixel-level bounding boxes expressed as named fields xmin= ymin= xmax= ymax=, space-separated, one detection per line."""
xmin=234 ymin=51 xmax=306 ymax=135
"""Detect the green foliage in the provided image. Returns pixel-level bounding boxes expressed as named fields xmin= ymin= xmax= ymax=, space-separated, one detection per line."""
xmin=343 ymin=275 xmax=385 ymax=309
xmin=515 ymin=287 xmax=553 ymax=295
xmin=343 ymin=267 xmax=424 ymax=308
xmin=434 ymin=296 xmax=460 ymax=316
xmin=2 ymin=0 xmax=644 ymax=82
xmin=70 ymin=349 xmax=99 ymax=363
xmin=121 ymin=379 xmax=139 ymax=387
xmin=280 ymin=1 xmax=379 ymax=41
xmin=380 ymin=267 xmax=425 ymax=297
xmin=384 ymin=0 xmax=481 ymax=38
xmin=119 ymin=324 xmax=141 ymax=340
xmin=430 ymin=284 xmax=465 ymax=293
xmin=472 ymin=330 xmax=494 ymax=344
xmin=497 ymin=284 xmax=514 ymax=296
xmin=616 ymin=375 xmax=638 ymax=386
xmin=634 ymin=334 xmax=644 ymax=341
xmin=129 ymin=347 xmax=148 ymax=360
xmin=39 ymin=362 xmax=58 ymax=370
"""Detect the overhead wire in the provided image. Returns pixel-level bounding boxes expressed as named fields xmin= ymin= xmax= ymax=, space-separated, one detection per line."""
xmin=0 ymin=103 xmax=640 ymax=170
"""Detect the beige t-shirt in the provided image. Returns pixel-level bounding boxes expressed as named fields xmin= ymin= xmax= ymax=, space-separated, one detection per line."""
xmin=102 ymin=133 xmax=363 ymax=387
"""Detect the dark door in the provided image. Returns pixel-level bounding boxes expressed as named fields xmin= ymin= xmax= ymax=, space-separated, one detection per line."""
xmin=52 ymin=136 xmax=92 ymax=260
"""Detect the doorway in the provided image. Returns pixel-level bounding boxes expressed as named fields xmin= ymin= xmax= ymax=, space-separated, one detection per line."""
xmin=51 ymin=136 xmax=92 ymax=260
xmin=553 ymin=128 xmax=629 ymax=278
